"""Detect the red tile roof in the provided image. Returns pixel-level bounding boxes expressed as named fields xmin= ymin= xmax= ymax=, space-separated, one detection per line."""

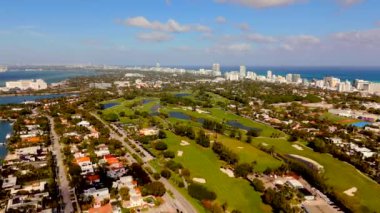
xmin=89 ymin=203 xmax=113 ymax=213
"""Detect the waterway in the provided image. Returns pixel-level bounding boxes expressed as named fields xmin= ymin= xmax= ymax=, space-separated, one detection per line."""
xmin=168 ymin=111 xmax=261 ymax=131
xmin=101 ymin=102 xmax=120 ymax=109
xmin=0 ymin=70 xmax=96 ymax=87
xmin=0 ymin=93 xmax=74 ymax=105
xmin=0 ymin=121 xmax=12 ymax=160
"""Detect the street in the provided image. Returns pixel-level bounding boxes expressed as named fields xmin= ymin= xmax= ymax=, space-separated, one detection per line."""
xmin=90 ymin=112 xmax=197 ymax=213
xmin=48 ymin=115 xmax=77 ymax=213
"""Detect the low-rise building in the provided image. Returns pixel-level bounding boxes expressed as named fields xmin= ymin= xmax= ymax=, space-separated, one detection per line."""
xmin=75 ymin=156 xmax=94 ymax=175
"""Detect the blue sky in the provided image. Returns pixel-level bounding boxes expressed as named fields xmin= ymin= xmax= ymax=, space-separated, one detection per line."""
xmin=0 ymin=0 xmax=379 ymax=66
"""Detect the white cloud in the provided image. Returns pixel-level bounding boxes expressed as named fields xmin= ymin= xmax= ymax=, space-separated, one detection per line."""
xmin=238 ymin=23 xmax=251 ymax=32
xmin=285 ymin=35 xmax=320 ymax=45
xmin=337 ymin=0 xmax=363 ymax=6
xmin=193 ymin=24 xmax=212 ymax=33
xmin=124 ymin=16 xmax=190 ymax=32
xmin=215 ymin=0 xmax=303 ymax=8
xmin=332 ymin=29 xmax=380 ymax=45
xmin=172 ymin=46 xmax=193 ymax=51
xmin=137 ymin=32 xmax=173 ymax=42
xmin=208 ymin=43 xmax=252 ymax=53
xmin=246 ymin=33 xmax=277 ymax=43
xmin=215 ymin=16 xmax=227 ymax=24
xmin=123 ymin=16 xmax=211 ymax=34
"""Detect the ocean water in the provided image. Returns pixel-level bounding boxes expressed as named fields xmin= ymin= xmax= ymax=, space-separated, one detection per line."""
xmin=180 ymin=66 xmax=380 ymax=82
xmin=0 ymin=93 xmax=73 ymax=105
xmin=0 ymin=121 xmax=12 ymax=160
xmin=0 ymin=70 xmax=96 ymax=87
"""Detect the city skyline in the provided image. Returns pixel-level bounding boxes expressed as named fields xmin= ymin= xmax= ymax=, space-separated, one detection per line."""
xmin=0 ymin=0 xmax=380 ymax=66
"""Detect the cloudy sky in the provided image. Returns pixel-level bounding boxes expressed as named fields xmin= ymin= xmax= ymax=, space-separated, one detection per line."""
xmin=0 ymin=0 xmax=379 ymax=66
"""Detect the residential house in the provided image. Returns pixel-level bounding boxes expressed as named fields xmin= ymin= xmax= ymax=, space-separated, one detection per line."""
xmin=75 ymin=156 xmax=94 ymax=175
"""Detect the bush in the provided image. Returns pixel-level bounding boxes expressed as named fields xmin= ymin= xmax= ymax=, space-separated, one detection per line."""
xmin=163 ymin=150 xmax=175 ymax=158
xmin=181 ymin=168 xmax=191 ymax=177
xmin=155 ymin=141 xmax=168 ymax=151
xmin=160 ymin=169 xmax=171 ymax=179
xmin=247 ymin=129 xmax=261 ymax=137
xmin=103 ymin=113 xmax=119 ymax=122
xmin=153 ymin=173 xmax=161 ymax=180
xmin=234 ymin=163 xmax=253 ymax=178
xmin=158 ymin=130 xmax=167 ymax=139
xmin=188 ymin=184 xmax=217 ymax=201
xmin=142 ymin=181 xmax=166 ymax=197
xmin=212 ymin=142 xmax=239 ymax=165
xmin=119 ymin=187 xmax=130 ymax=200
xmin=196 ymin=129 xmax=210 ymax=147
xmin=178 ymin=181 xmax=185 ymax=188
xmin=251 ymin=178 xmax=265 ymax=193
xmin=165 ymin=160 xmax=183 ymax=172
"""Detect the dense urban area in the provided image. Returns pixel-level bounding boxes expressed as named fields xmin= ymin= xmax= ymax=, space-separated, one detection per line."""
xmin=1 ymin=65 xmax=380 ymax=213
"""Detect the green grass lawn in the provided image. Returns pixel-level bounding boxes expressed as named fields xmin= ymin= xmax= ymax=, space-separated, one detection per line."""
xmin=320 ymin=112 xmax=360 ymax=125
xmin=250 ymin=137 xmax=380 ymax=212
xmin=213 ymin=133 xmax=282 ymax=172
xmin=100 ymin=97 xmax=126 ymax=104
xmin=160 ymin=131 xmax=272 ymax=213
xmin=102 ymin=97 xmax=159 ymax=124
xmin=162 ymin=106 xmax=283 ymax=137
xmin=139 ymin=99 xmax=160 ymax=113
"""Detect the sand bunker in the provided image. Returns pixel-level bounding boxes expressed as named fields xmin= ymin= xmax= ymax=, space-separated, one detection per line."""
xmin=262 ymin=143 xmax=268 ymax=146
xmin=193 ymin=178 xmax=206 ymax=184
xmin=288 ymin=154 xmax=324 ymax=171
xmin=220 ymin=168 xmax=235 ymax=178
xmin=292 ymin=144 xmax=304 ymax=151
xmin=177 ymin=150 xmax=183 ymax=157
xmin=344 ymin=187 xmax=357 ymax=197
xmin=237 ymin=146 xmax=244 ymax=149
xmin=180 ymin=140 xmax=190 ymax=146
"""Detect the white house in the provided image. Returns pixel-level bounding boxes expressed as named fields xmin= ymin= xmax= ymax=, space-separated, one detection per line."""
xmin=84 ymin=188 xmax=110 ymax=202
xmin=2 ymin=175 xmax=17 ymax=189
xmin=77 ymin=121 xmax=91 ymax=127
xmin=75 ymin=156 xmax=94 ymax=175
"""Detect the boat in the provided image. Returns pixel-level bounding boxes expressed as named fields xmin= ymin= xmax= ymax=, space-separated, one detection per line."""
xmin=0 ymin=65 xmax=7 ymax=73
xmin=5 ymin=133 xmax=11 ymax=139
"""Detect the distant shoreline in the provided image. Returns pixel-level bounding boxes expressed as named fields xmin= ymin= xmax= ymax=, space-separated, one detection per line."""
xmin=0 ymin=90 xmax=80 ymax=97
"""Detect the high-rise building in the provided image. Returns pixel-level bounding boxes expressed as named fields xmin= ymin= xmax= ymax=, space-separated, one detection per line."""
xmin=324 ymin=77 xmax=340 ymax=88
xmin=286 ymin=74 xmax=293 ymax=83
xmin=292 ymin=74 xmax=301 ymax=83
xmin=225 ymin=71 xmax=240 ymax=81
xmin=212 ymin=63 xmax=221 ymax=76
xmin=5 ymin=79 xmax=48 ymax=90
xmin=354 ymin=79 xmax=370 ymax=91
xmin=368 ymin=83 xmax=380 ymax=94
xmin=246 ymin=71 xmax=257 ymax=80
xmin=239 ymin=65 xmax=246 ymax=78
xmin=267 ymin=70 xmax=272 ymax=79
xmin=338 ymin=80 xmax=352 ymax=92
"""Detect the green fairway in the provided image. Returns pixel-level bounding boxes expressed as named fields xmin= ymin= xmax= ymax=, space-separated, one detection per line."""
xmin=162 ymin=106 xmax=283 ymax=137
xmin=161 ymin=131 xmax=272 ymax=213
xmin=214 ymin=133 xmax=282 ymax=172
xmin=102 ymin=97 xmax=159 ymax=123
